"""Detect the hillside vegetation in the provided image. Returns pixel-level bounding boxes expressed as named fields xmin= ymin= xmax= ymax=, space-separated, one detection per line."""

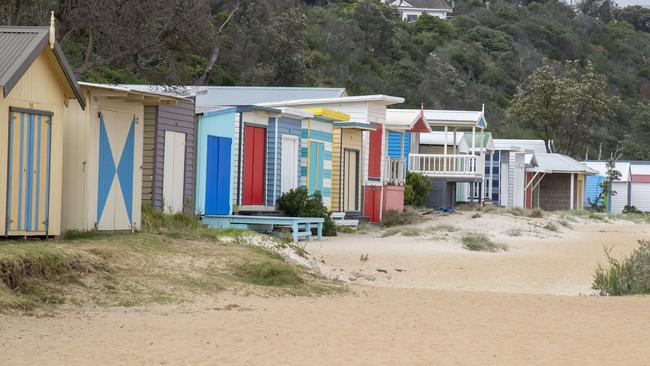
xmin=2 ymin=0 xmax=649 ymax=159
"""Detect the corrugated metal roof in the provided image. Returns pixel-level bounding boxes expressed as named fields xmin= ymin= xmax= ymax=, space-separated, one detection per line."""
xmin=493 ymin=139 xmax=547 ymax=154
xmin=193 ymin=86 xmax=346 ymax=108
xmin=387 ymin=108 xmax=486 ymax=129
xmin=631 ymin=164 xmax=650 ymax=176
xmin=79 ymin=82 xmax=190 ymax=103
xmin=529 ymin=154 xmax=597 ymax=174
xmin=0 ymin=26 xmax=84 ymax=108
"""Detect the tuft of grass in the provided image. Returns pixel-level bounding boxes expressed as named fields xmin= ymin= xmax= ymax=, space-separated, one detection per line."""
xmin=506 ymin=228 xmax=523 ymax=237
xmin=558 ymin=219 xmax=572 ymax=228
xmin=528 ymin=209 xmax=544 ymax=218
xmin=382 ymin=207 xmax=426 ymax=227
xmin=360 ymin=254 xmax=369 ymax=262
xmin=593 ymin=240 xmax=650 ymax=296
xmin=337 ymin=226 xmax=357 ymax=234
xmin=507 ymin=207 xmax=527 ymax=217
xmin=544 ymin=223 xmax=558 ymax=232
xmin=381 ymin=225 xmax=423 ymax=237
xmin=234 ymin=260 xmax=303 ymax=287
xmin=432 ymin=224 xmax=458 ymax=232
xmin=461 ymin=233 xmax=508 ymax=252
xmin=471 ymin=213 xmax=482 ymax=219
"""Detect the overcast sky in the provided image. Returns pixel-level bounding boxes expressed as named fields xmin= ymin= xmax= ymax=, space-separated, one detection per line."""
xmin=614 ymin=0 xmax=650 ymax=7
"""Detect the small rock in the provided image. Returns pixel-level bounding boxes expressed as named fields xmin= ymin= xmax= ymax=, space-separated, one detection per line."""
xmin=376 ymin=269 xmax=388 ymax=273
xmin=395 ymin=268 xmax=407 ymax=272
xmin=363 ymin=274 xmax=376 ymax=281
xmin=348 ymin=276 xmax=358 ymax=281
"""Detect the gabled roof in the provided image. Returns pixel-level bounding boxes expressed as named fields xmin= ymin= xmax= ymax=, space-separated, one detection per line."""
xmin=529 ymin=154 xmax=597 ymax=175
xmin=396 ymin=109 xmax=486 ymax=129
xmin=461 ymin=132 xmax=494 ymax=151
xmin=493 ymin=139 xmax=547 ymax=154
xmin=0 ymin=26 xmax=85 ymax=108
xmin=385 ymin=109 xmax=432 ymax=132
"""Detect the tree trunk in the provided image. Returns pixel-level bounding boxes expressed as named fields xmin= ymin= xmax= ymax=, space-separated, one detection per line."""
xmin=8 ymin=0 xmax=21 ymax=25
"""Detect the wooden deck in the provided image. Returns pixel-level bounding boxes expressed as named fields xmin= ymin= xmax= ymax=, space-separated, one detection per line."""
xmin=202 ymin=215 xmax=324 ymax=242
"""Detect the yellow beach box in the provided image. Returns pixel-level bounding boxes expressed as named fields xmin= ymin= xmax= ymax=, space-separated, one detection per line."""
xmin=0 ymin=24 xmax=86 ymax=237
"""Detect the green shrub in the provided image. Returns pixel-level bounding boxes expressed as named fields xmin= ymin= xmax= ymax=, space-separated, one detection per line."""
xmin=382 ymin=207 xmax=425 ymax=227
xmin=506 ymin=228 xmax=522 ymax=237
xmin=235 ymin=260 xmax=303 ymax=287
xmin=623 ymin=205 xmax=642 ymax=214
xmin=277 ymin=188 xmax=336 ymax=236
xmin=593 ymin=240 xmax=650 ymax=296
xmin=544 ymin=223 xmax=558 ymax=232
xmin=461 ymin=233 xmax=507 ymax=252
xmin=404 ymin=172 xmax=432 ymax=207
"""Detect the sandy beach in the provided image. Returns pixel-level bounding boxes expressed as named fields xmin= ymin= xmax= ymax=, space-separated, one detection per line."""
xmin=2 ymin=212 xmax=650 ymax=365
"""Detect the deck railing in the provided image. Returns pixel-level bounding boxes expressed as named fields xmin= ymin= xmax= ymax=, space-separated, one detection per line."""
xmin=408 ymin=154 xmax=484 ymax=179
xmin=384 ymin=157 xmax=406 ymax=185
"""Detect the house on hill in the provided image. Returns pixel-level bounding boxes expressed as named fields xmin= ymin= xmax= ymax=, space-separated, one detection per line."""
xmin=383 ymin=0 xmax=454 ymax=21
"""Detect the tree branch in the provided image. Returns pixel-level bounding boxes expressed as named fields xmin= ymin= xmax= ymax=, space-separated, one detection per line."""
xmin=197 ymin=0 xmax=241 ymax=86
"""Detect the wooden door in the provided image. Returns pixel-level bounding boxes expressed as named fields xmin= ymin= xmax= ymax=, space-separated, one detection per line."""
xmin=368 ymin=123 xmax=382 ymax=180
xmin=97 ymin=110 xmax=136 ymax=231
xmin=343 ymin=149 xmax=359 ymax=211
xmin=163 ymin=131 xmax=186 ymax=213
xmin=242 ymin=126 xmax=265 ymax=205
xmin=308 ymin=141 xmax=324 ymax=194
xmin=205 ymin=135 xmax=231 ymax=215
xmin=6 ymin=109 xmax=52 ymax=235
xmin=363 ymin=186 xmax=382 ymax=222
xmin=281 ymin=135 xmax=299 ymax=194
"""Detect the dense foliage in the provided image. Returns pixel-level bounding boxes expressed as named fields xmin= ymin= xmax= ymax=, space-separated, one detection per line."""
xmin=2 ymin=0 xmax=649 ymax=159
xmin=593 ymin=240 xmax=650 ymax=296
xmin=404 ymin=172 xmax=433 ymax=207
xmin=277 ymin=188 xmax=337 ymax=236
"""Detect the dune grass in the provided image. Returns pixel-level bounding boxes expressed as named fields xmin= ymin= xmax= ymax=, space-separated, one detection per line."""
xmin=461 ymin=233 xmax=508 ymax=252
xmin=593 ymin=240 xmax=650 ymax=296
xmin=0 ymin=208 xmax=343 ymax=312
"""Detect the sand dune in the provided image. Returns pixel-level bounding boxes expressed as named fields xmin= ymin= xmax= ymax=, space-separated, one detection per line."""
xmin=2 ymin=213 xmax=650 ymax=365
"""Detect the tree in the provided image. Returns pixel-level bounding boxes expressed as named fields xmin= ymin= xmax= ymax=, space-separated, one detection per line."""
xmin=579 ymin=0 xmax=616 ymax=23
xmin=621 ymin=103 xmax=650 ymax=160
xmin=615 ymin=6 xmax=650 ymax=33
xmin=505 ymin=61 xmax=619 ymax=157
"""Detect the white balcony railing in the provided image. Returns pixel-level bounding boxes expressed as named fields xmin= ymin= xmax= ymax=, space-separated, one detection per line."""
xmin=408 ymin=154 xmax=484 ymax=179
xmin=384 ymin=157 xmax=406 ymax=185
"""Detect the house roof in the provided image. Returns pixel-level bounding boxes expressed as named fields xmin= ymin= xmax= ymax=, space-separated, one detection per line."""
xmin=630 ymin=164 xmax=650 ymax=176
xmin=385 ymin=109 xmax=432 ymax=132
xmin=0 ymin=26 xmax=85 ymax=108
xmin=391 ymin=0 xmax=452 ymax=10
xmin=305 ymin=108 xmax=349 ymax=122
xmin=192 ymin=86 xmax=347 ymax=108
xmin=261 ymin=94 xmax=405 ymax=107
xmin=420 ymin=131 xmax=466 ymax=147
xmin=583 ymin=161 xmax=631 ymax=181
xmin=277 ymin=107 xmax=314 ymax=119
xmin=202 ymin=106 xmax=237 ymax=117
xmin=528 ymin=154 xmax=598 ymax=175
xmin=461 ymin=132 xmax=494 ymax=151
xmin=79 ymin=82 xmax=189 ymax=105
xmin=394 ymin=109 xmax=486 ymax=129
xmin=493 ymin=139 xmax=547 ymax=154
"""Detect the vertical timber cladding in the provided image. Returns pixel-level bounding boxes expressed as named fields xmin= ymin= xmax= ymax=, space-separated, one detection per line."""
xmin=242 ymin=125 xmax=266 ymax=205
xmin=6 ymin=109 xmax=53 ymax=235
xmin=96 ymin=109 xmax=137 ymax=231
xmin=300 ymin=117 xmax=333 ymax=208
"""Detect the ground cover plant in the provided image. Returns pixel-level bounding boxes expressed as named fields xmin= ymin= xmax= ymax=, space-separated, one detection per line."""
xmin=593 ymin=240 xmax=650 ymax=296
xmin=461 ymin=233 xmax=508 ymax=252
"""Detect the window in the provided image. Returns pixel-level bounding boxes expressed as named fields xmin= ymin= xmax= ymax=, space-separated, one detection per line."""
xmin=406 ymin=14 xmax=418 ymax=22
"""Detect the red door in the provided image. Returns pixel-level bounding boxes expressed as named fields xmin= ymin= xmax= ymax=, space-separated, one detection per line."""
xmin=243 ymin=126 xmax=266 ymax=205
xmin=525 ymin=172 xmax=534 ymax=209
xmin=364 ymin=186 xmax=382 ymax=222
xmin=368 ymin=123 xmax=382 ymax=180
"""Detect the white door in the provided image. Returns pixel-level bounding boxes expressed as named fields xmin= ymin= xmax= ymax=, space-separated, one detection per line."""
xmin=610 ymin=182 xmax=628 ymax=214
xmin=281 ymin=135 xmax=299 ymax=194
xmin=500 ymin=160 xmax=509 ymax=206
xmin=512 ymin=153 xmax=525 ymax=208
xmin=163 ymin=131 xmax=186 ymax=213
xmin=631 ymin=183 xmax=650 ymax=212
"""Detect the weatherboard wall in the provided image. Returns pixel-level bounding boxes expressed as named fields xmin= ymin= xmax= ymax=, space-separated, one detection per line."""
xmin=0 ymin=51 xmax=68 ymax=236
xmin=142 ymin=102 xmax=195 ymax=213
xmin=300 ymin=117 xmax=333 ymax=208
xmin=266 ymin=116 xmax=302 ymax=207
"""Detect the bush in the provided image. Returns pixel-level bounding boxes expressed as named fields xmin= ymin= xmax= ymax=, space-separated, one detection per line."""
xmin=235 ymin=260 xmax=303 ymax=287
xmin=277 ymin=188 xmax=336 ymax=236
xmin=461 ymin=233 xmax=507 ymax=252
xmin=593 ymin=240 xmax=650 ymax=296
xmin=404 ymin=172 xmax=432 ymax=207
xmin=382 ymin=207 xmax=425 ymax=227
xmin=623 ymin=205 xmax=642 ymax=214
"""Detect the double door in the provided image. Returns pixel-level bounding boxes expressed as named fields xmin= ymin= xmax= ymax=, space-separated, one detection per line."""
xmin=6 ymin=109 xmax=52 ymax=235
